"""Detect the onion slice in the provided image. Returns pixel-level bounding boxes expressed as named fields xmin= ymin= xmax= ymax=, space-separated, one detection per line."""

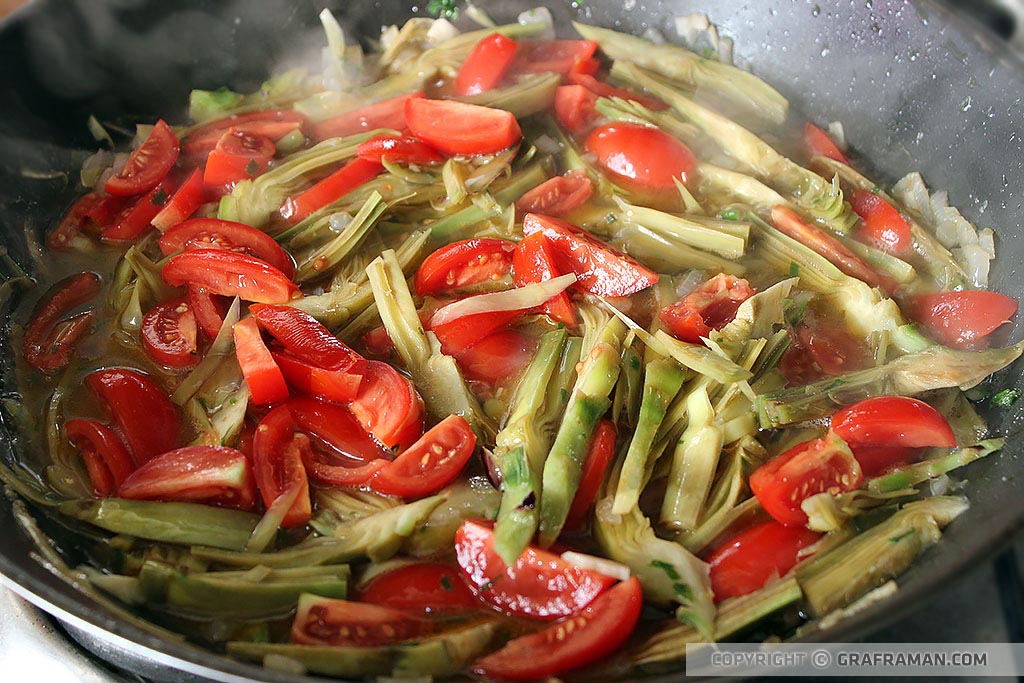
xmin=430 ymin=273 xmax=576 ymax=327
xmin=560 ymin=551 xmax=632 ymax=581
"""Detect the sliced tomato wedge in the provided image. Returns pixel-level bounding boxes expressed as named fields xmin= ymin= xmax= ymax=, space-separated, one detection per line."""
xmin=234 ymin=317 xmax=289 ymax=405
xmin=431 ymin=309 xmax=525 ymax=355
xmin=151 ymin=169 xmax=206 ymax=232
xmin=358 ymin=562 xmax=480 ymax=614
xmin=414 ymin=238 xmax=516 ymax=296
xmin=288 ymin=396 xmax=390 ymax=486
xmin=512 ymin=232 xmax=577 ymax=326
xmin=455 ymin=519 xmax=616 ymax=619
xmin=48 ymin=193 xmax=128 ymax=249
xmin=371 ymin=415 xmax=477 ymax=497
xmin=454 ymin=32 xmax=519 ymax=96
xmin=85 ymin=368 xmax=180 ymax=466
xmin=405 ymin=98 xmax=522 ymax=156
xmin=65 ymin=418 xmax=135 ymax=497
xmin=141 ymin=298 xmax=199 ymax=369
xmin=356 ymin=134 xmax=444 ymax=165
xmin=249 ymin=304 xmax=362 ymax=372
xmin=159 ymin=218 xmax=295 ymax=278
xmin=252 ymin=404 xmax=310 ymax=527
xmin=22 ymin=272 xmax=101 ymax=373
xmin=847 ymin=444 xmax=922 ymax=478
xmin=162 ymin=250 xmax=299 ymax=304
xmin=182 ymin=109 xmax=307 ymax=158
xmin=203 ymin=129 xmax=276 ymax=186
xmin=707 ymin=521 xmax=821 ymax=601
xmin=831 ymin=396 xmax=956 ymax=449
xmin=118 ymin=445 xmax=256 ymax=510
xmin=522 ymin=213 xmax=659 ymax=297
xmin=101 ymin=177 xmax=176 ymax=243
xmin=804 ymin=122 xmax=849 ymax=164
xmin=291 ymin=594 xmax=431 ymax=647
xmin=455 ymin=329 xmax=538 ymax=386
xmin=472 ymin=577 xmax=643 ymax=680
xmin=105 ymin=120 xmax=180 ymax=197
xmin=910 ymin=290 xmax=1018 ymax=348
xmin=586 ymin=123 xmax=696 ymax=194
xmin=279 ymin=157 xmax=383 ymax=223
xmin=188 ymin=286 xmax=227 ymax=339
xmin=510 ymin=39 xmax=599 ymax=75
xmin=779 ymin=320 xmax=869 ymax=385
xmin=516 ymin=170 xmax=592 ymax=217
xmin=570 ymin=72 xmax=667 ymax=111
xmin=849 ymin=189 xmax=912 ymax=257
xmin=564 ymin=419 xmax=617 ymax=533
xmin=660 ymin=274 xmax=756 ymax=343
xmin=749 ymin=432 xmax=863 ymax=526
xmin=554 ymin=85 xmax=600 ymax=134
xmin=348 ymin=361 xmax=424 ymax=451
xmin=311 ymin=92 xmax=424 ymax=141
xmin=272 ymin=351 xmax=364 ymax=403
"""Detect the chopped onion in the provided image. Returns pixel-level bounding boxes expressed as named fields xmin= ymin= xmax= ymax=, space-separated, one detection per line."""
xmin=560 ymin=551 xmax=632 ymax=581
xmin=675 ymin=13 xmax=711 ymax=44
xmin=430 ymin=273 xmax=577 ymax=327
xmin=674 ymin=269 xmax=708 ymax=298
xmin=827 ymin=121 xmax=848 ymax=151
xmin=80 ymin=149 xmax=114 ymax=188
xmin=465 ymin=1 xmax=496 ymax=28
xmin=426 ymin=17 xmax=459 ymax=43
xmin=519 ymin=7 xmax=555 ymax=40
xmin=87 ymin=115 xmax=114 ymax=147
xmin=929 ymin=474 xmax=951 ymax=496
xmin=533 ymin=134 xmax=562 ymax=156
xmin=642 ymin=28 xmax=666 ymax=44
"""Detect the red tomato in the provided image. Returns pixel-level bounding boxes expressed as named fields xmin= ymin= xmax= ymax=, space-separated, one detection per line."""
xmin=348 ymin=361 xmax=425 ymax=451
xmin=707 ymin=521 xmax=821 ymax=601
xmin=510 ymin=39 xmax=599 ymax=75
xmin=65 ymin=418 xmax=135 ymax=497
xmin=151 ymin=169 xmax=206 ymax=232
xmin=472 ymin=577 xmax=643 ymax=680
xmin=831 ymin=396 xmax=956 ymax=449
xmin=48 ymin=193 xmax=127 ymax=249
xmin=804 ymin=122 xmax=849 ymax=164
xmin=512 ymin=233 xmax=577 ymax=326
xmin=105 ymin=120 xmax=180 ymax=197
xmin=188 ymin=286 xmax=227 ymax=339
xmin=101 ymin=177 xmax=176 ymax=243
xmin=85 ymin=368 xmax=180 ymax=466
xmin=911 ymin=290 xmax=1019 ymax=348
xmin=455 ymin=329 xmax=538 ymax=386
xmin=454 ymin=33 xmax=519 ymax=96
xmin=454 ymin=519 xmax=616 ymax=619
xmin=141 ymin=298 xmax=199 ymax=369
xmin=779 ymin=321 xmax=868 ymax=385
xmin=586 ymin=123 xmax=696 ymax=194
xmin=554 ymin=85 xmax=600 ymax=134
xmin=749 ymin=433 xmax=863 ymax=526
xmin=233 ymin=317 xmax=289 ymax=405
xmin=414 ymin=238 xmax=516 ymax=296
xmin=279 ymin=157 xmax=382 ymax=224
xmin=291 ymin=595 xmax=430 ymax=647
xmin=371 ymin=415 xmax=477 ymax=497
xmin=848 ymin=444 xmax=922 ymax=477
xmin=522 ymin=213 xmax=659 ymax=296
xmin=249 ymin=304 xmax=362 ymax=371
xmin=358 ymin=562 xmax=479 ymax=614
xmin=570 ymin=72 xmax=667 ymax=111
xmin=431 ymin=309 xmax=525 ymax=354
xmin=252 ymin=404 xmax=310 ymax=527
xmin=22 ymin=272 xmax=100 ymax=373
xmin=203 ymin=129 xmax=276 ymax=186
xmin=162 ymin=250 xmax=299 ymax=304
xmin=182 ymin=109 xmax=307 ymax=158
xmin=159 ymin=218 xmax=295 ymax=278
xmin=272 ymin=351 xmax=364 ymax=403
xmin=849 ymin=190 xmax=912 ymax=257
xmin=405 ymin=98 xmax=522 ymax=156
xmin=311 ymin=92 xmax=424 ymax=141
xmin=516 ymin=170 xmax=592 ymax=217
xmin=356 ymin=134 xmax=444 ymax=165
xmin=118 ymin=446 xmax=256 ymax=510
xmin=564 ymin=419 xmax=617 ymax=532
xmin=288 ymin=396 xmax=390 ymax=486
xmin=660 ymin=274 xmax=756 ymax=343
xmin=770 ymin=205 xmax=898 ymax=294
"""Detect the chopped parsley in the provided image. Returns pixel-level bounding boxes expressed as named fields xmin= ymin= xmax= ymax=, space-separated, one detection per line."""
xmin=991 ymin=389 xmax=1021 ymax=408
xmin=150 ymin=188 xmax=168 ymax=206
xmin=245 ymin=158 xmax=260 ymax=176
xmin=439 ymin=575 xmax=454 ymax=591
xmin=650 ymin=559 xmax=681 ymax=581
xmin=789 ymin=262 xmax=800 ymax=277
xmin=479 ymin=575 xmax=503 ymax=592
xmin=629 ymin=353 xmax=641 ymax=370
xmin=427 ymin=0 xmax=460 ymax=19
xmin=890 ymin=529 xmax=916 ymax=544
xmin=672 ymin=582 xmax=693 ymax=601
xmin=720 ymin=208 xmax=741 ymax=221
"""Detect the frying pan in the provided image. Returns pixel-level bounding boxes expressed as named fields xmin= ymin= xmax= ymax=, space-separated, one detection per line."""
xmin=1 ymin=1 xmax=1023 ymax=681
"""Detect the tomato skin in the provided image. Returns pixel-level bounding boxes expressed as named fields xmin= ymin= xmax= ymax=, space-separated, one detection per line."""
xmin=911 ymin=290 xmax=1018 ymax=349
xmin=85 ymin=368 xmax=180 ymax=466
xmin=564 ymin=419 xmax=617 ymax=532
xmin=707 ymin=521 xmax=821 ymax=601
xmin=203 ymin=130 xmax=276 ymax=186
xmin=848 ymin=444 xmax=922 ymax=478
xmin=780 ymin=321 xmax=868 ymax=385
xmin=512 ymin=232 xmax=577 ymax=326
xmin=249 ymin=304 xmax=363 ymax=372
xmin=522 ymin=213 xmax=659 ymax=297
xmin=288 ymin=396 xmax=390 ymax=485
xmin=65 ymin=418 xmax=135 ymax=497
xmin=454 ymin=519 xmax=616 ymax=619
xmin=252 ymin=404 xmax=311 ymax=527
xmin=586 ymin=123 xmax=696 ymax=193
xmin=233 ymin=317 xmax=290 ymax=406
xmin=188 ymin=286 xmax=227 ymax=339
xmin=101 ymin=178 xmax=177 ymax=243
xmin=141 ymin=298 xmax=199 ymax=369
xmin=151 ymin=169 xmax=206 ymax=232
xmin=570 ymin=72 xmax=667 ymax=111
xmin=659 ymin=274 xmax=756 ymax=343
xmin=291 ymin=595 xmax=430 ymax=647
xmin=22 ymin=272 xmax=101 ymax=373
xmin=516 ymin=170 xmax=592 ymax=217
xmin=182 ymin=109 xmax=307 ymax=158
xmin=159 ymin=218 xmax=295 ymax=278
xmin=358 ymin=562 xmax=479 ymax=614
xmin=162 ymin=250 xmax=299 ymax=304
xmin=804 ymin=122 xmax=849 ymax=164
xmin=349 ymin=360 xmax=425 ymax=451
xmin=311 ymin=92 xmax=424 ymax=141
xmin=454 ymin=328 xmax=538 ymax=386
xmin=272 ymin=351 xmax=364 ymax=403
xmin=749 ymin=432 xmax=863 ymax=526
xmin=510 ymin=39 xmax=599 ymax=75
xmin=454 ymin=33 xmax=519 ymax=96
xmin=431 ymin=309 xmax=525 ymax=354
xmin=849 ymin=190 xmax=912 ymax=257
xmin=105 ymin=120 xmax=180 ymax=197
xmin=472 ymin=577 xmax=643 ymax=680
xmin=118 ymin=446 xmax=256 ymax=510
xmin=356 ymin=134 xmax=444 ymax=165
xmin=414 ymin=238 xmax=516 ymax=296
xmin=279 ymin=157 xmax=382 ymax=223
xmin=831 ymin=396 xmax=956 ymax=449
xmin=48 ymin=193 xmax=128 ymax=249
xmin=554 ymin=85 xmax=600 ymax=134
xmin=371 ymin=415 xmax=477 ymax=497
xmin=405 ymin=98 xmax=522 ymax=156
